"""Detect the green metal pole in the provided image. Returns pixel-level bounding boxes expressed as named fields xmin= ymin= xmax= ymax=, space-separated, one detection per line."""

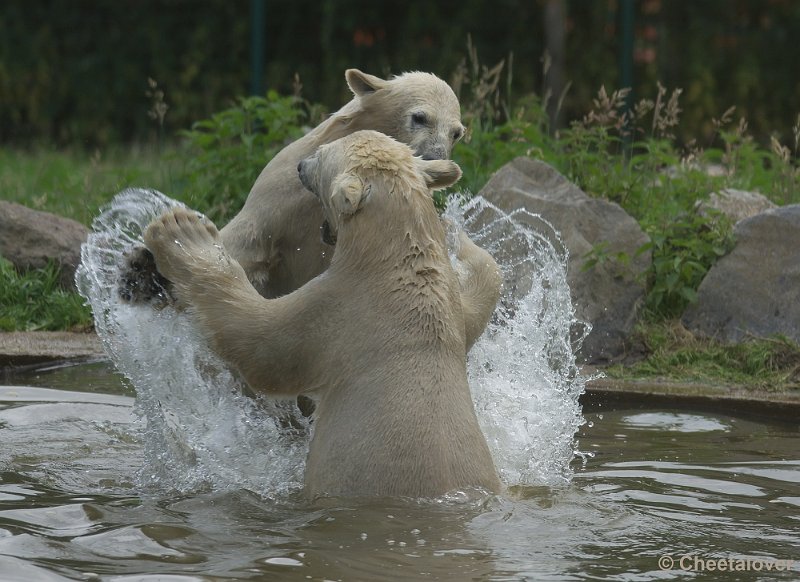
xmin=620 ymin=0 xmax=634 ymax=93
xmin=251 ymin=0 xmax=266 ymax=95
xmin=620 ymin=0 xmax=634 ymax=156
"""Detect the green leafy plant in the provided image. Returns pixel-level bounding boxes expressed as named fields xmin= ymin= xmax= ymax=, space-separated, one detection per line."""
xmin=451 ymin=106 xmax=549 ymax=199
xmin=447 ymin=39 xmax=551 ymax=204
xmin=0 ymin=257 xmax=92 ymax=332
xmin=581 ymin=241 xmax=632 ymax=273
xmin=640 ymin=211 xmax=734 ymax=319
xmin=180 ymin=91 xmax=319 ymax=223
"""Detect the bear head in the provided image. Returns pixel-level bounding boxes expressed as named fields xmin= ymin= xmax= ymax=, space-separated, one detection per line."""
xmin=344 ymin=69 xmax=466 ymax=162
xmin=298 ymin=130 xmax=461 ymax=241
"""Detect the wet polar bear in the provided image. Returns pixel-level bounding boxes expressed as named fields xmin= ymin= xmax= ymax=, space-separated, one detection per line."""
xmin=143 ymin=131 xmax=501 ymax=498
xmin=124 ymin=69 xmax=470 ymax=305
xmin=221 ymin=69 xmax=466 ymax=298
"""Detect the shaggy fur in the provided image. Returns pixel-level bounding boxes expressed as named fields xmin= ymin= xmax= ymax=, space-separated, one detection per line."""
xmin=219 ymin=69 xmax=466 ymax=298
xmin=143 ymin=131 xmax=501 ymax=498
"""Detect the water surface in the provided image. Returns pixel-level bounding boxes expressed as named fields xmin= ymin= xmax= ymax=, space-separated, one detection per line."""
xmin=1 ymin=362 xmax=797 ymax=581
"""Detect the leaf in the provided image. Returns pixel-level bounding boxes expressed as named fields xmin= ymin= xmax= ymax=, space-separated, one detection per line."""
xmin=679 ymin=287 xmax=699 ymax=303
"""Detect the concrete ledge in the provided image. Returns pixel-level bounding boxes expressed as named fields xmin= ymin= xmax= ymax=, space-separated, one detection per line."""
xmin=0 ymin=331 xmax=105 ymax=367
xmin=1 ymin=332 xmax=798 ymax=421
xmin=584 ymin=376 xmax=800 ymax=421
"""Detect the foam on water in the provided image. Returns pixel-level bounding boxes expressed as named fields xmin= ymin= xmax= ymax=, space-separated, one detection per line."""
xmin=76 ymin=188 xmax=588 ymax=496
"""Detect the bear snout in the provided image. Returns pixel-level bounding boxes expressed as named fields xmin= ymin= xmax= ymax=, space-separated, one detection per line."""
xmin=420 ymin=144 xmax=448 ymax=161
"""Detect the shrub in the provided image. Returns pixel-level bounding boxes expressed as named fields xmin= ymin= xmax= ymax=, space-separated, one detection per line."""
xmin=639 ymin=211 xmax=734 ymax=319
xmin=180 ymin=91 xmax=323 ymax=224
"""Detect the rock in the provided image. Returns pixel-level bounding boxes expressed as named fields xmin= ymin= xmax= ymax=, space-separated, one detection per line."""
xmin=696 ymin=188 xmax=777 ymax=223
xmin=682 ymin=204 xmax=800 ymax=343
xmin=478 ymin=157 xmax=650 ymax=364
xmin=0 ymin=201 xmax=88 ymax=290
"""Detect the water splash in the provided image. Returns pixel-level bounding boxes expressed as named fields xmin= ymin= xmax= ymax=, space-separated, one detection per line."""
xmin=445 ymin=195 xmax=588 ymax=486
xmin=76 ymin=188 xmax=587 ymax=495
xmin=76 ymin=189 xmax=309 ymax=498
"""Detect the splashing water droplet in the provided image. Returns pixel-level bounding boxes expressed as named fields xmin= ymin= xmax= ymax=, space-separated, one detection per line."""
xmin=76 ymin=189 xmax=308 ymax=498
xmin=444 ymin=194 xmax=589 ymax=486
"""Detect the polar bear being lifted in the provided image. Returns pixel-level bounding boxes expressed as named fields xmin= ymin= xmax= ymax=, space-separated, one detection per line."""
xmin=143 ymin=131 xmax=501 ymax=498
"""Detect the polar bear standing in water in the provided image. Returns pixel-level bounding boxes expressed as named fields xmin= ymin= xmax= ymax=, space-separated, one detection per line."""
xmin=143 ymin=131 xmax=501 ymax=498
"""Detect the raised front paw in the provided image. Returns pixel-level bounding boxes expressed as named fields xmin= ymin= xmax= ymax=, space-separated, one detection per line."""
xmin=143 ymin=208 xmax=224 ymax=286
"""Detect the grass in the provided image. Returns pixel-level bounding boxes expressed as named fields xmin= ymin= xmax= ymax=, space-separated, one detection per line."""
xmin=0 ymin=257 xmax=93 ymax=332
xmin=0 ymin=144 xmax=186 ymax=226
xmin=0 ymin=143 xmax=186 ymax=332
xmin=605 ymin=321 xmax=800 ymax=392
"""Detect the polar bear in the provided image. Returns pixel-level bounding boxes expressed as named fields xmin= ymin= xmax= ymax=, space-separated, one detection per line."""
xmin=122 ymin=69 xmax=467 ymax=305
xmin=220 ymin=69 xmax=466 ymax=299
xmin=143 ymin=130 xmax=501 ymax=498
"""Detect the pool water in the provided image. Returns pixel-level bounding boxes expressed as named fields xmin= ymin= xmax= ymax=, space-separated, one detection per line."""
xmin=1 ymin=362 xmax=797 ymax=581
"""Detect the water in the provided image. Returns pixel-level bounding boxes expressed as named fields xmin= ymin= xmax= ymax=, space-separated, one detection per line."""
xmin=1 ymin=364 xmax=798 ymax=580
xmin=73 ymin=189 xmax=588 ymax=495
xmin=3 ymin=188 xmax=796 ymax=578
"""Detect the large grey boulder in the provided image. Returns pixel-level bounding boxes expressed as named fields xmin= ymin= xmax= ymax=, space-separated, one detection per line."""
xmin=478 ymin=157 xmax=650 ymax=364
xmin=0 ymin=201 xmax=88 ymax=290
xmin=683 ymin=204 xmax=800 ymax=343
xmin=696 ymin=188 xmax=777 ymax=224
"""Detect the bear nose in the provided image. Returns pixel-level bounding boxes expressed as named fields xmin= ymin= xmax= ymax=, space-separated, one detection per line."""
xmin=421 ymin=145 xmax=448 ymax=160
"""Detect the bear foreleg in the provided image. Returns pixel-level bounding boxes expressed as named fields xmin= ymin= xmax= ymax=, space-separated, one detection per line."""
xmin=454 ymin=231 xmax=502 ymax=350
xmin=144 ymin=208 xmax=327 ymax=396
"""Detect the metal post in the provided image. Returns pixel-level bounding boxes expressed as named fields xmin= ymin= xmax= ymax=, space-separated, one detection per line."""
xmin=620 ymin=0 xmax=634 ymax=156
xmin=251 ymin=0 xmax=266 ymax=95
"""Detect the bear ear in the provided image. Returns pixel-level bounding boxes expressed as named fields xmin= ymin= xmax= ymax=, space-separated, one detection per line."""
xmin=346 ymin=69 xmax=388 ymax=97
xmin=331 ymin=173 xmax=370 ymax=215
xmin=418 ymin=159 xmax=462 ymax=192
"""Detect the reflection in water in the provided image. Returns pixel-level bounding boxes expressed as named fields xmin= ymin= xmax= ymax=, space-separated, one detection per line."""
xmin=1 ymin=378 xmax=798 ymax=580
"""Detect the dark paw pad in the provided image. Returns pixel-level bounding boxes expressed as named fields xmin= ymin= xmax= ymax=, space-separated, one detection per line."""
xmin=118 ymin=246 xmax=176 ymax=308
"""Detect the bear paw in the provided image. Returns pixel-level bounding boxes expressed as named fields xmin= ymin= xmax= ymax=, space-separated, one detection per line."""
xmin=143 ymin=208 xmax=231 ymax=288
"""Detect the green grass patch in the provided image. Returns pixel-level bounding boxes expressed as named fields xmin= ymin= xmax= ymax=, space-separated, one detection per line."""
xmin=0 ymin=144 xmax=187 ymax=226
xmin=0 ymin=257 xmax=93 ymax=332
xmin=605 ymin=321 xmax=800 ymax=391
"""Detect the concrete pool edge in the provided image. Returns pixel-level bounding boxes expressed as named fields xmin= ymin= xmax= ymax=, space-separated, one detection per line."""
xmin=583 ymin=376 xmax=800 ymax=421
xmin=0 ymin=331 xmax=104 ymax=367
xmin=2 ymin=331 xmax=798 ymax=419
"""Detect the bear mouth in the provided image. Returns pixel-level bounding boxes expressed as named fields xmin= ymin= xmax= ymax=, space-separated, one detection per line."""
xmin=320 ymin=220 xmax=337 ymax=246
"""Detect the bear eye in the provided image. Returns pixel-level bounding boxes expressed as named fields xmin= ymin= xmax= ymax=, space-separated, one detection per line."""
xmin=411 ymin=112 xmax=428 ymax=126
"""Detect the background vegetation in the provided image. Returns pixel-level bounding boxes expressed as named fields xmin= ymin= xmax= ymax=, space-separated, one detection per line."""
xmin=2 ymin=0 xmax=800 ymax=147
xmin=1 ymin=1 xmax=799 ymax=388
